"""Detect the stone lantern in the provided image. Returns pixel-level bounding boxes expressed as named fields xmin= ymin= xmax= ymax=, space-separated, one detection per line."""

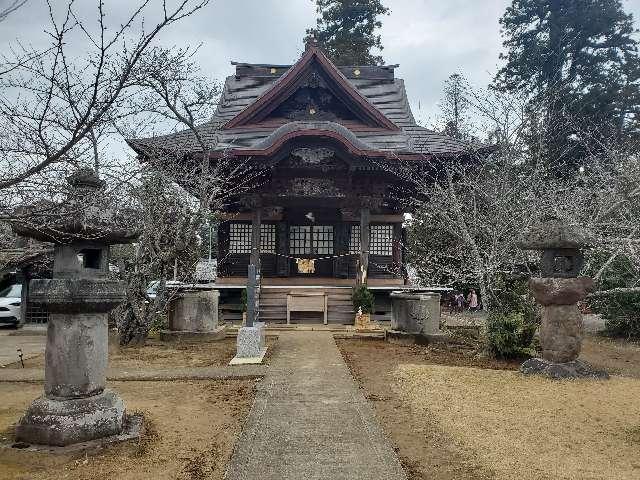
xmin=518 ymin=217 xmax=607 ymax=379
xmin=11 ymin=168 xmax=140 ymax=446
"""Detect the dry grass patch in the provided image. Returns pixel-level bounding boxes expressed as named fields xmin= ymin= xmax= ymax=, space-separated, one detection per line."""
xmin=0 ymin=379 xmax=255 ymax=479
xmin=4 ymin=336 xmax=278 ymax=371
xmin=5 ymin=337 xmax=240 ymax=370
xmin=581 ymin=336 xmax=640 ymax=378
xmin=397 ymin=364 xmax=640 ymax=480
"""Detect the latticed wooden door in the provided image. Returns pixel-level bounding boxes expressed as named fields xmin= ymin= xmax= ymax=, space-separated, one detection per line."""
xmin=288 ymin=225 xmax=334 ymax=276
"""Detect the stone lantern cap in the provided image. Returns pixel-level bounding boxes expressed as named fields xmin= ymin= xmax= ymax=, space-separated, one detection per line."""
xmin=11 ymin=168 xmax=139 ymax=245
xmin=518 ymin=217 xmax=593 ymax=251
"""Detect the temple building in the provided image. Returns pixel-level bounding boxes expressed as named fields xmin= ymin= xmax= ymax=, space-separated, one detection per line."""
xmin=128 ymin=43 xmax=476 ymax=324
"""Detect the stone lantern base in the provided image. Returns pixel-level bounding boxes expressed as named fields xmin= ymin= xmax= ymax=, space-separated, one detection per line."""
xmin=161 ymin=289 xmax=226 ymax=342
xmin=520 ymin=358 xmax=609 ymax=380
xmin=15 ymin=389 xmax=126 ymax=447
xmin=388 ymin=291 xmax=447 ymax=345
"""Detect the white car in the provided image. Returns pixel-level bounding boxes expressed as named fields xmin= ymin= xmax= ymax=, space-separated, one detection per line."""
xmin=146 ymin=280 xmax=184 ymax=300
xmin=0 ymin=284 xmax=22 ymax=326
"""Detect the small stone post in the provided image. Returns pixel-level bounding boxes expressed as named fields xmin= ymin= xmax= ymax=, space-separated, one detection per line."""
xmin=11 ymin=169 xmax=141 ymax=446
xmin=230 ymin=264 xmax=266 ymax=365
xmin=246 ymin=264 xmax=257 ymax=327
xmin=518 ymin=218 xmax=608 ymax=379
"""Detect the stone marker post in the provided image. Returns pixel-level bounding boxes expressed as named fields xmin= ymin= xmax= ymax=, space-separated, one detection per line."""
xmin=11 ymin=168 xmax=141 ymax=446
xmin=230 ymin=264 xmax=266 ymax=365
xmin=246 ymin=264 xmax=257 ymax=327
xmin=518 ymin=218 xmax=608 ymax=379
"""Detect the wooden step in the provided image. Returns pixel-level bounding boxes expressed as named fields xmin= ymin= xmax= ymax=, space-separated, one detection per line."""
xmin=259 ymin=312 xmax=286 ymax=319
xmin=328 ymin=300 xmax=354 ymax=307
xmin=260 ymin=288 xmax=353 ymax=295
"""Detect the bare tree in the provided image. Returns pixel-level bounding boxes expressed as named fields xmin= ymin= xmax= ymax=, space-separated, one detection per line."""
xmin=0 ymin=1 xmax=262 ymax=344
xmin=0 ymin=0 xmax=28 ymax=22
xmin=0 ymin=0 xmax=209 ymax=218
xmin=111 ymin=47 xmax=263 ymax=345
xmin=404 ymin=85 xmax=640 ymax=310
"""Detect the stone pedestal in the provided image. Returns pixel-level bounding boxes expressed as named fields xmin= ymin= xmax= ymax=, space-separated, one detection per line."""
xmin=161 ymin=289 xmax=226 ymax=342
xmin=520 ymin=277 xmax=608 ymax=379
xmin=16 ymin=389 xmax=125 ymax=447
xmin=230 ymin=323 xmax=267 ymax=365
xmin=15 ymin=277 xmax=130 ymax=446
xmin=44 ymin=312 xmax=109 ymax=398
xmin=389 ymin=291 xmax=446 ymax=344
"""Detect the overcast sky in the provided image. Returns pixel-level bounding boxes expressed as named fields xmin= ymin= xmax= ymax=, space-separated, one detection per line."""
xmin=1 ymin=0 xmax=639 ymax=131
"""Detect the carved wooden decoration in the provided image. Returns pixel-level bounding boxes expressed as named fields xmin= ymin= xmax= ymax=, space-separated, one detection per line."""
xmin=269 ymin=69 xmax=358 ymax=122
xmin=276 ymin=178 xmax=346 ymax=198
xmin=291 ymin=147 xmax=335 ymax=164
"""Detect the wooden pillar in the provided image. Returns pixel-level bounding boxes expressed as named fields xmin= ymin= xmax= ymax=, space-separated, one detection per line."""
xmin=250 ymin=208 xmax=261 ymax=269
xmin=276 ymin=222 xmax=289 ymax=277
xmin=358 ymin=207 xmax=370 ymax=286
xmin=393 ymin=223 xmax=403 ymax=278
xmin=334 ymin=223 xmax=349 ymax=279
xmin=217 ymin=221 xmax=230 ymax=277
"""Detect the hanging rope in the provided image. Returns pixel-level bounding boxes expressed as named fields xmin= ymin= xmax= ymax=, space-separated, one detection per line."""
xmin=260 ymin=251 xmax=360 ymax=261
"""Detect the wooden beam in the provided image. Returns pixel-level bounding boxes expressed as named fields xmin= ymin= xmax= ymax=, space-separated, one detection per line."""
xmin=214 ymin=276 xmax=405 ymax=286
xmin=218 ymin=212 xmax=253 ymax=221
xmin=371 ymin=214 xmax=404 ymax=223
xmin=218 ymin=209 xmax=283 ymax=222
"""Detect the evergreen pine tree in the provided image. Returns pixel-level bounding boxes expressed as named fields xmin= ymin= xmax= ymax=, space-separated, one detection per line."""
xmin=439 ymin=73 xmax=471 ymax=140
xmin=305 ymin=0 xmax=389 ymax=66
xmin=495 ymin=0 xmax=640 ymax=171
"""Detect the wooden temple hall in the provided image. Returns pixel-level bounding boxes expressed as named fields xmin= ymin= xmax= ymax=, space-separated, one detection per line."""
xmin=128 ymin=42 xmax=473 ymax=324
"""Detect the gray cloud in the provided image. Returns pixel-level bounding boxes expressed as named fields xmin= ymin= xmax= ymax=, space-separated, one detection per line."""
xmin=1 ymin=0 xmax=639 ymax=142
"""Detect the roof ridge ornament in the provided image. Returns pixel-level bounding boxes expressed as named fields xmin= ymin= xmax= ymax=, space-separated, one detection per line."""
xmin=305 ymin=34 xmax=319 ymax=52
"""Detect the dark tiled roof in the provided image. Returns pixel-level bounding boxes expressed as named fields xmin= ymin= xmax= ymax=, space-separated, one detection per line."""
xmin=127 ymin=65 xmax=474 ymax=158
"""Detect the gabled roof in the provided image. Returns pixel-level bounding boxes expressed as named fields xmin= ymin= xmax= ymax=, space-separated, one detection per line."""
xmin=127 ymin=48 xmax=479 ymax=160
xmin=223 ymin=45 xmax=399 ymax=131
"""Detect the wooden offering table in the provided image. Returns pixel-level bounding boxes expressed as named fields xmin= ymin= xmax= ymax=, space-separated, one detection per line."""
xmin=287 ymin=292 xmax=328 ymax=325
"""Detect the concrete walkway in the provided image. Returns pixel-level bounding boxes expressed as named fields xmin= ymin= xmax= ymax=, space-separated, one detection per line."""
xmin=225 ymin=331 xmax=406 ymax=480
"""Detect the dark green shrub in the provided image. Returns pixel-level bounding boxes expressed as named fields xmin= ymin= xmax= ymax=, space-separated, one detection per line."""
xmin=486 ymin=312 xmax=536 ymax=359
xmin=590 ymin=291 xmax=640 ymax=340
xmin=585 ymin=251 xmax=640 ymax=340
xmin=490 ymin=275 xmax=538 ymax=324
xmin=352 ymin=285 xmax=374 ymax=314
xmin=149 ymin=312 xmax=168 ymax=333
